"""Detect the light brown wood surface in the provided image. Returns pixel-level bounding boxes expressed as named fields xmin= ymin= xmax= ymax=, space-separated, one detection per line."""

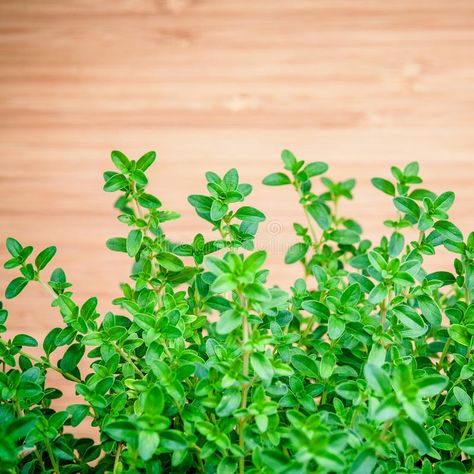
xmin=0 ymin=0 xmax=473 ymax=433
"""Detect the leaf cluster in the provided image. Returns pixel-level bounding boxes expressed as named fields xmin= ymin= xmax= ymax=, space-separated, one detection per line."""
xmin=1 ymin=149 xmax=473 ymax=473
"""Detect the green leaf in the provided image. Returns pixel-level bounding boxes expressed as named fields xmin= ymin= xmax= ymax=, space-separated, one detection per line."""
xmin=216 ymin=309 xmax=241 ymax=335
xmin=210 ymin=200 xmax=228 ymax=221
xmin=217 ymin=457 xmax=238 ymax=474
xmin=335 ymin=381 xmax=359 ymax=400
xmin=368 ymin=251 xmax=387 ymax=272
xmin=349 ymin=448 xmax=377 ymax=474
xmin=364 ymin=364 xmax=391 ymax=396
xmin=138 ymin=193 xmax=162 ymax=209
xmin=417 ymin=375 xmax=448 ymax=397
xmin=281 ymin=149 xmax=297 ymax=171
xmin=103 ymin=173 xmax=128 ymax=192
xmin=394 ymin=196 xmax=420 ymax=221
xmin=417 ymin=295 xmax=442 ymax=326
xmin=328 ymin=315 xmax=345 ymax=340
xmin=223 ymin=168 xmax=239 ymax=190
xmin=262 ymin=172 xmax=291 ymax=186
xmin=111 ymin=150 xmax=130 ymax=172
xmin=160 ymin=430 xmax=188 ymax=450
xmin=341 ymin=283 xmax=361 ymax=306
xmin=243 ymin=283 xmax=271 ymax=302
xmin=144 ymin=386 xmax=164 ymax=416
xmin=389 ymin=232 xmax=405 ymax=257
xmin=12 ymin=334 xmax=38 ymax=347
xmin=314 ymin=452 xmax=345 ymax=472
xmin=329 ymin=229 xmax=360 ymax=245
xmin=138 ymin=430 xmax=160 ymax=461
xmin=216 ymin=390 xmax=241 ymax=417
xmin=136 ymin=151 xmax=156 ymax=171
xmin=285 ymin=243 xmax=308 ymax=264
xmin=393 ymin=305 xmax=427 ymax=336
xmin=301 ymin=300 xmax=329 ymax=318
xmin=250 ymin=352 xmax=274 ymax=382
xmin=106 ymin=237 xmax=127 ymax=253
xmin=374 ymin=394 xmax=399 ymax=422
xmin=60 ymin=343 xmax=85 ymax=372
xmin=126 ymin=229 xmax=142 ymax=257
xmin=368 ymin=284 xmax=387 ymax=305
xmin=260 ymin=449 xmax=294 ymax=473
xmin=426 ymin=271 xmax=456 ymax=286
xmin=371 ymin=178 xmax=395 ymax=196
xmin=9 ymin=416 xmax=38 ymax=441
xmin=156 ymin=252 xmax=184 ymax=272
xmin=6 ymin=237 xmax=22 ymax=258
xmin=434 ymin=191 xmax=455 ymax=212
xmin=303 ymin=162 xmax=328 ymax=178
xmin=307 ymin=202 xmax=331 ymax=230
xmin=448 ymin=324 xmax=470 ymax=346
xmin=243 ymin=250 xmax=267 ymax=273
xmin=35 ymin=246 xmax=57 ymax=271
xmin=459 ymin=404 xmax=474 ymax=423
xmin=434 ymin=220 xmax=463 ymax=243
xmin=320 ymin=352 xmax=336 ymax=379
xmin=291 ymin=354 xmax=319 ymax=378
xmin=234 ymin=206 xmax=265 ymax=223
xmin=211 ymin=274 xmax=237 ymax=293
xmin=399 ymin=419 xmax=431 ymax=454
xmin=458 ymin=437 xmax=474 ymax=455
xmin=5 ymin=277 xmax=28 ymax=299
xmin=131 ymin=170 xmax=147 ymax=187
xmin=57 ymin=295 xmax=78 ymax=320
xmin=67 ymin=404 xmax=90 ymax=427
xmin=105 ymin=421 xmax=138 ymax=443
xmin=404 ymin=161 xmax=419 ymax=177
xmin=188 ymin=194 xmax=212 ymax=211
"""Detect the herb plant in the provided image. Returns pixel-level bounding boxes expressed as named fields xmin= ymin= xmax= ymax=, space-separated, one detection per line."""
xmin=1 ymin=149 xmax=473 ymax=473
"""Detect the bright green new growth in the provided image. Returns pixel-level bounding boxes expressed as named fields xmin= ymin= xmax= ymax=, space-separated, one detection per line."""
xmin=1 ymin=149 xmax=474 ymax=473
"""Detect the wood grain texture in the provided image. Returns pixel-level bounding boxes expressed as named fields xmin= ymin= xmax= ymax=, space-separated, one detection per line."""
xmin=0 ymin=0 xmax=473 ymax=434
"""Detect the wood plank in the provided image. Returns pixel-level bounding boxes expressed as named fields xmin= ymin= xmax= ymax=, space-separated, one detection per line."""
xmin=0 ymin=0 xmax=473 ymax=432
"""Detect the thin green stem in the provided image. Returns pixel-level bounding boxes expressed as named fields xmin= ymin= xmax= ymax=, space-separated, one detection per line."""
xmin=301 ymin=315 xmax=315 ymax=340
xmin=303 ymin=205 xmax=318 ymax=244
xmin=37 ymin=276 xmax=57 ymax=300
xmin=19 ymin=349 xmax=81 ymax=383
xmin=111 ymin=342 xmax=145 ymax=377
xmin=239 ymin=292 xmax=250 ymax=474
xmin=380 ymin=298 xmax=387 ymax=327
xmin=44 ymin=437 xmax=60 ymax=474
xmin=191 ymin=444 xmax=205 ymax=473
xmin=437 ymin=337 xmax=452 ymax=371
xmin=453 ymin=422 xmax=472 ymax=458
xmin=113 ymin=443 xmax=123 ymax=474
xmin=131 ymin=183 xmax=144 ymax=220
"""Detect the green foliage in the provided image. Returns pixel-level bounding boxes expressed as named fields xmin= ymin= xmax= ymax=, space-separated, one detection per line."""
xmin=0 ymin=149 xmax=473 ymax=473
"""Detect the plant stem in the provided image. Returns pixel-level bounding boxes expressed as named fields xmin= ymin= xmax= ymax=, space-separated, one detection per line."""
xmin=44 ymin=437 xmax=60 ymax=474
xmin=191 ymin=444 xmax=205 ymax=473
xmin=239 ymin=293 xmax=250 ymax=474
xmin=380 ymin=298 xmax=387 ymax=326
xmin=113 ymin=443 xmax=123 ymax=474
xmin=437 ymin=337 xmax=452 ymax=371
xmin=131 ymin=183 xmax=144 ymax=220
xmin=19 ymin=349 xmax=81 ymax=383
xmin=111 ymin=342 xmax=145 ymax=377
xmin=293 ymin=181 xmax=318 ymax=244
xmin=303 ymin=205 xmax=318 ymax=244
xmin=34 ymin=448 xmax=46 ymax=472
xmin=37 ymin=276 xmax=57 ymax=300
xmin=301 ymin=315 xmax=315 ymax=340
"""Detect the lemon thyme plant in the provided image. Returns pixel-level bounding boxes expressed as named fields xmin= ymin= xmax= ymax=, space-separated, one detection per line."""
xmin=1 ymin=149 xmax=474 ymax=473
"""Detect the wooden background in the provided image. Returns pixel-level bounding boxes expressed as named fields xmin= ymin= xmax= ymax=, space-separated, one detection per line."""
xmin=1 ymin=0 xmax=473 ymax=434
